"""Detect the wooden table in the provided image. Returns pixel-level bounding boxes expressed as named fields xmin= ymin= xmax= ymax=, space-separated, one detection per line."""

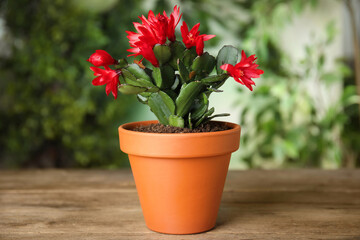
xmin=1 ymin=170 xmax=359 ymax=240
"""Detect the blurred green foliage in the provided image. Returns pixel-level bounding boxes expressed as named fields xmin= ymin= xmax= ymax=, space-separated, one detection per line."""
xmin=0 ymin=0 xmax=358 ymax=168
xmin=0 ymin=0 xmax=150 ymax=168
xmin=237 ymin=33 xmax=358 ymax=168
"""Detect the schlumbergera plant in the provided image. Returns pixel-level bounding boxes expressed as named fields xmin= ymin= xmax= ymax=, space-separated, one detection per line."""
xmin=87 ymin=6 xmax=264 ymax=128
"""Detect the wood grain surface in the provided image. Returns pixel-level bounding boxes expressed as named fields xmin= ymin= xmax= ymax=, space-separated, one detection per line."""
xmin=0 ymin=169 xmax=359 ymax=240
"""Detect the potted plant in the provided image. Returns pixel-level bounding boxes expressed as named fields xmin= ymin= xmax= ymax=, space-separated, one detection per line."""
xmin=87 ymin=5 xmax=263 ymax=235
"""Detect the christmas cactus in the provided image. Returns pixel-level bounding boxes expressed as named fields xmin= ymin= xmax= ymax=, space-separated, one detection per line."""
xmin=87 ymin=6 xmax=263 ymax=128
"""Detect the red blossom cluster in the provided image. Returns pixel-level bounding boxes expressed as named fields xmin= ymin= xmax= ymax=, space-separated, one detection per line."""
xmin=126 ymin=6 xmax=182 ymax=67
xmin=87 ymin=50 xmax=120 ymax=99
xmin=180 ymin=22 xmax=215 ymax=56
xmin=87 ymin=5 xmax=264 ymax=98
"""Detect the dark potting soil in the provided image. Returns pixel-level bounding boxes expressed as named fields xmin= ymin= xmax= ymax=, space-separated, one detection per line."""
xmin=132 ymin=122 xmax=231 ymax=133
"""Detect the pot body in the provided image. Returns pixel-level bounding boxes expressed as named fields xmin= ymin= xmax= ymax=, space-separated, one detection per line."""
xmin=118 ymin=120 xmax=241 ymax=234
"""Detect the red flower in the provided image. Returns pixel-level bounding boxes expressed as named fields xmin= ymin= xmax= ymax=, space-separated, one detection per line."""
xmin=138 ymin=5 xmax=182 ymax=43
xmin=180 ymin=21 xmax=215 ymax=55
xmin=163 ymin=5 xmax=182 ymax=41
xmin=220 ymin=50 xmax=264 ymax=91
xmin=90 ymin=66 xmax=121 ymax=99
xmin=126 ymin=24 xmax=160 ymax=66
xmin=126 ymin=6 xmax=182 ymax=66
xmin=87 ymin=50 xmax=116 ymax=67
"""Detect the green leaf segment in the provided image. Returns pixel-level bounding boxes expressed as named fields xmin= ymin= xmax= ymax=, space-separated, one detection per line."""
xmin=118 ymin=43 xmax=240 ymax=128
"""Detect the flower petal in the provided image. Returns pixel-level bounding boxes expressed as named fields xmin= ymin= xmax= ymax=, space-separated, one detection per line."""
xmin=195 ymin=36 xmax=204 ymax=56
xmin=203 ymin=34 xmax=216 ymax=41
xmin=190 ymin=23 xmax=200 ymax=35
xmin=220 ymin=64 xmax=234 ymax=72
xmin=92 ymin=76 xmax=107 ymax=86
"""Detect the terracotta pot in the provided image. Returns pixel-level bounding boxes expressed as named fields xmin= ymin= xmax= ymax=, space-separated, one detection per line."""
xmin=118 ymin=120 xmax=241 ymax=234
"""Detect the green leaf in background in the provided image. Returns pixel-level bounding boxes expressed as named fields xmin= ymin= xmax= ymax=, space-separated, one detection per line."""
xmin=320 ymin=72 xmax=340 ymax=85
xmin=0 ymin=0 xmax=154 ymax=168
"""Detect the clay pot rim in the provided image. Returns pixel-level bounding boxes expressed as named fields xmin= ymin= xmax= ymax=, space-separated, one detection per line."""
xmin=118 ymin=120 xmax=240 ymax=138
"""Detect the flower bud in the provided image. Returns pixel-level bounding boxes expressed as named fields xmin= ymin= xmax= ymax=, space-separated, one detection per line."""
xmin=87 ymin=50 xmax=116 ymax=67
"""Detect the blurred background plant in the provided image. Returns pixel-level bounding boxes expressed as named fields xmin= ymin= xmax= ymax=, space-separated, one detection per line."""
xmin=0 ymin=0 xmax=359 ymax=169
xmin=237 ymin=24 xmax=358 ymax=168
xmin=0 ymin=0 xmax=144 ymax=168
xmin=213 ymin=0 xmax=360 ymax=169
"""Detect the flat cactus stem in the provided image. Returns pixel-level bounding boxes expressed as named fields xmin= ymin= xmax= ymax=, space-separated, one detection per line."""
xmin=195 ymin=107 xmax=215 ymax=128
xmin=201 ymin=74 xmax=228 ymax=84
xmin=119 ymin=84 xmax=147 ymax=94
xmin=148 ymin=91 xmax=175 ymax=125
xmin=122 ymin=68 xmax=158 ymax=91
xmin=188 ymin=113 xmax=193 ymax=129
xmin=216 ymin=45 xmax=240 ymax=75
xmin=169 ymin=115 xmax=185 ymax=128
xmin=152 ymin=66 xmax=175 ymax=89
xmin=192 ymin=52 xmax=216 ymax=74
xmin=125 ymin=77 xmax=156 ymax=88
xmin=117 ymin=58 xmax=128 ymax=68
xmin=175 ymin=81 xmax=204 ymax=117
xmin=169 ymin=41 xmax=186 ymax=69
xmin=126 ymin=63 xmax=152 ymax=82
xmin=191 ymin=93 xmax=209 ymax=121
xmin=152 ymin=67 xmax=163 ymax=88
xmin=182 ymin=48 xmax=197 ymax=68
xmin=153 ymin=44 xmax=171 ymax=65
xmin=177 ymin=59 xmax=189 ymax=84
xmin=121 ymin=68 xmax=137 ymax=81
